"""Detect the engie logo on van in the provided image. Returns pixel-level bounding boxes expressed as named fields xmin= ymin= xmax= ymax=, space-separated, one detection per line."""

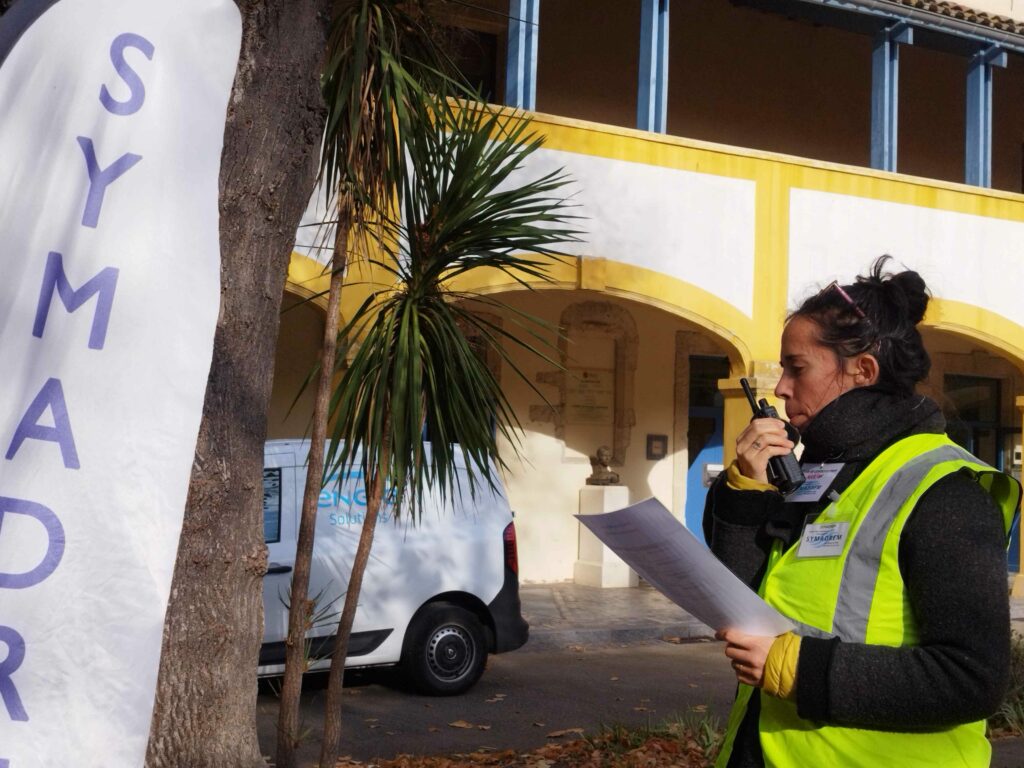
xmin=796 ymin=522 xmax=849 ymax=558
xmin=320 ymin=469 xmax=395 ymax=526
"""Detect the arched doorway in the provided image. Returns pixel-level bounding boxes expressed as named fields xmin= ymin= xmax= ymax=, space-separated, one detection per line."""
xmin=921 ymin=326 xmax=1024 ymax=570
xmin=456 ymin=286 xmax=742 ymax=583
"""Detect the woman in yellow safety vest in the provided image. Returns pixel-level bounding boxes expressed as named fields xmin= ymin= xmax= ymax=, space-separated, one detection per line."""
xmin=703 ymin=256 xmax=1022 ymax=768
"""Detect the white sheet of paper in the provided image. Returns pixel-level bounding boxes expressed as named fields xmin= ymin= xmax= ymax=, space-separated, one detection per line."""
xmin=576 ymin=497 xmax=794 ymax=636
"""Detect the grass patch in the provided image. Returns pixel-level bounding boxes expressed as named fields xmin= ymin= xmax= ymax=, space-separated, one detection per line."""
xmin=586 ymin=709 xmax=724 ymax=766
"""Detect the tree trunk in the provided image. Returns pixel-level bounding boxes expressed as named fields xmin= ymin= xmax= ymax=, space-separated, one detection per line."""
xmin=319 ymin=435 xmax=389 ymax=767
xmin=276 ymin=204 xmax=351 ymax=768
xmin=145 ymin=2 xmax=329 ymax=766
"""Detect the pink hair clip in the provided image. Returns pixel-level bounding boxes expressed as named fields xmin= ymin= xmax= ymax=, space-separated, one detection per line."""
xmin=824 ymin=280 xmax=866 ymax=319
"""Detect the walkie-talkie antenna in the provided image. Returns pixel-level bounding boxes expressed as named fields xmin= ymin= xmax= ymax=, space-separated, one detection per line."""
xmin=740 ymin=378 xmax=760 ymax=415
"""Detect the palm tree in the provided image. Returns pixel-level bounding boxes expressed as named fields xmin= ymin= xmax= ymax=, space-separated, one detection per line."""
xmin=275 ymin=2 xmax=464 ymax=766
xmin=316 ymin=101 xmax=581 ymax=766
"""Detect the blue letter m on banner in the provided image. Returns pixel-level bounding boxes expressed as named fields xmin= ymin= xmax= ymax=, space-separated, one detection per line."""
xmin=33 ymin=251 xmax=119 ymax=350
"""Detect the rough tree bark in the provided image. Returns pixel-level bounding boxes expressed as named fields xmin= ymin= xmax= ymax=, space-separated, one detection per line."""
xmin=145 ymin=1 xmax=330 ymax=766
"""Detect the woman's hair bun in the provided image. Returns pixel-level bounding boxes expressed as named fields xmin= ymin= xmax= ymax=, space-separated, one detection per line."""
xmin=855 ymin=255 xmax=930 ymax=326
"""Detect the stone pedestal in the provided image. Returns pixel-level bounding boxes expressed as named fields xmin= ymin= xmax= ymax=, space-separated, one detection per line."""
xmin=573 ymin=485 xmax=637 ymax=588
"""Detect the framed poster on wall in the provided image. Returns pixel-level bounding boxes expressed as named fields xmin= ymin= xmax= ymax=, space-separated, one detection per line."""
xmin=565 ymin=367 xmax=614 ymax=425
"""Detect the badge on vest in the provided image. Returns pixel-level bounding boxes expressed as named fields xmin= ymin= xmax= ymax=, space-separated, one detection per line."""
xmin=797 ymin=521 xmax=850 ymax=558
xmin=784 ymin=463 xmax=844 ymax=502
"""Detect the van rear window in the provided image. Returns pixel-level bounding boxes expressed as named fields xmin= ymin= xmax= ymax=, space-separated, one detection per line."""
xmin=263 ymin=468 xmax=282 ymax=543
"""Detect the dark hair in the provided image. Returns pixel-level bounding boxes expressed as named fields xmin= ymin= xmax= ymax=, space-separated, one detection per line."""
xmin=790 ymin=255 xmax=931 ymax=396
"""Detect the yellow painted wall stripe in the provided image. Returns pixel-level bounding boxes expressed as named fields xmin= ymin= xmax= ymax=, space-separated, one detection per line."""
xmin=286 ymin=109 xmax=1024 ymax=376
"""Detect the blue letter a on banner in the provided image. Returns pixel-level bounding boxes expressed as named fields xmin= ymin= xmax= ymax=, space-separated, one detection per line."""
xmin=6 ymin=378 xmax=80 ymax=470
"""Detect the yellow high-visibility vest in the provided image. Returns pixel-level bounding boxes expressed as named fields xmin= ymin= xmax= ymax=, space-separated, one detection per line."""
xmin=717 ymin=433 xmax=1021 ymax=768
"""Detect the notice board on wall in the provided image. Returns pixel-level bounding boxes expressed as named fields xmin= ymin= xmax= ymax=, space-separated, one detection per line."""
xmin=565 ymin=367 xmax=615 ymax=425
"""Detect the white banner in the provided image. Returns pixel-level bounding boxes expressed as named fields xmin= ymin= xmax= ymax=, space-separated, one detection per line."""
xmin=0 ymin=0 xmax=240 ymax=765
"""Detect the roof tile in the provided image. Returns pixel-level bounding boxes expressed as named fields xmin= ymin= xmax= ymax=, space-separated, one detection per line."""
xmin=888 ymin=0 xmax=1024 ymax=34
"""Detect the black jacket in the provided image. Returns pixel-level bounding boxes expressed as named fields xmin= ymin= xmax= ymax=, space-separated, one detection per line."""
xmin=703 ymin=387 xmax=1013 ymax=767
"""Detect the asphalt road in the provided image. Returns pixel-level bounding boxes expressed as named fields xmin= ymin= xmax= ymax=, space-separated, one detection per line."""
xmin=255 ymin=636 xmax=1024 ymax=768
xmin=255 ymin=638 xmax=738 ymax=766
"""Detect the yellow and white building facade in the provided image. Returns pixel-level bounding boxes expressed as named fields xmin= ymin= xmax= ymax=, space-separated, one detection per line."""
xmin=271 ymin=0 xmax=1024 ymax=584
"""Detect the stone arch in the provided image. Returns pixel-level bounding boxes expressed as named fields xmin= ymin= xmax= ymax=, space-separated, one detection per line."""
xmin=924 ymin=298 xmax=1024 ymax=377
xmin=921 ymin=320 xmax=1024 ymax=450
xmin=446 ymin=258 xmax=752 ymax=378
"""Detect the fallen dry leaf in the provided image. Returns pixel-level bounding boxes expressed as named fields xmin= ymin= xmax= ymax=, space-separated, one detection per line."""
xmin=532 ymin=722 xmax=545 ymax=728
xmin=334 ymin=718 xmax=722 ymax=767
xmin=609 ymin=676 xmax=619 ymax=681
xmin=449 ymin=720 xmax=475 ymax=729
xmin=546 ymin=728 xmax=584 ymax=738
xmin=477 ymin=724 xmax=491 ymax=731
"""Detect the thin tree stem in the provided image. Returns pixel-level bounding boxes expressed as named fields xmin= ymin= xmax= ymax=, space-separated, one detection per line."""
xmin=318 ymin=418 xmax=390 ymax=767
xmin=275 ymin=202 xmax=351 ymax=768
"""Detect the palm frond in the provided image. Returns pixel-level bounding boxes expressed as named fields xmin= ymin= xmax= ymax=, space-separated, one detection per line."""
xmin=326 ymin=101 xmax=583 ymax=519
xmin=395 ymin=105 xmax=585 ymax=289
xmin=319 ymin=0 xmax=473 ymax=220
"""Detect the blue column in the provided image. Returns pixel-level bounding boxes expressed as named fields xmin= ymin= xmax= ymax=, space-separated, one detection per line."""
xmin=505 ymin=0 xmax=540 ymax=110
xmin=870 ymin=22 xmax=912 ymax=172
xmin=965 ymin=45 xmax=1007 ymax=188
xmin=637 ymin=0 xmax=669 ymax=133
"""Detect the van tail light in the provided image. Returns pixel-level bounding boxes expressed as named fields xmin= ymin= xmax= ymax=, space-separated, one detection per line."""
xmin=503 ymin=522 xmax=519 ymax=575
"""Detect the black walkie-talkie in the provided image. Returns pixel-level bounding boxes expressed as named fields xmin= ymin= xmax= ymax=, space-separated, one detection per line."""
xmin=740 ymin=377 xmax=805 ymax=494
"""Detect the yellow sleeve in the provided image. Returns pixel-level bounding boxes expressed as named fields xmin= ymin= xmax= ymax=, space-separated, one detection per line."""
xmin=725 ymin=460 xmax=778 ymax=492
xmin=762 ymin=631 xmax=801 ymax=700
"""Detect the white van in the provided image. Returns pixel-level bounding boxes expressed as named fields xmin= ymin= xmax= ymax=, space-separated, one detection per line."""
xmin=259 ymin=440 xmax=529 ymax=695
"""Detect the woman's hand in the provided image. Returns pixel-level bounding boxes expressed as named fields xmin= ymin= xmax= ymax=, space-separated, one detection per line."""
xmin=717 ymin=629 xmax=776 ymax=687
xmin=735 ymin=418 xmax=794 ymax=485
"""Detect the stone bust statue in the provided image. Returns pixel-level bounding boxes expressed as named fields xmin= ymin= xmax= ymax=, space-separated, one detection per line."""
xmin=586 ymin=445 xmax=620 ymax=485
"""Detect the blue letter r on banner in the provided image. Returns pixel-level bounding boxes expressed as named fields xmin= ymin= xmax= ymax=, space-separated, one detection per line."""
xmin=0 ymin=626 xmax=29 ymax=722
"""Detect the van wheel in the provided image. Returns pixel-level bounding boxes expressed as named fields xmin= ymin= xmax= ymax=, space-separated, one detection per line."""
xmin=403 ymin=603 xmax=487 ymax=696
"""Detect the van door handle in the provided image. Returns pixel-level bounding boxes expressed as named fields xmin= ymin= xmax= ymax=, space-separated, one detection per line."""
xmin=266 ymin=563 xmax=292 ymax=575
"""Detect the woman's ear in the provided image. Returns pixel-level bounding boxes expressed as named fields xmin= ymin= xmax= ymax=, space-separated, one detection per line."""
xmin=849 ymin=353 xmax=880 ymax=387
